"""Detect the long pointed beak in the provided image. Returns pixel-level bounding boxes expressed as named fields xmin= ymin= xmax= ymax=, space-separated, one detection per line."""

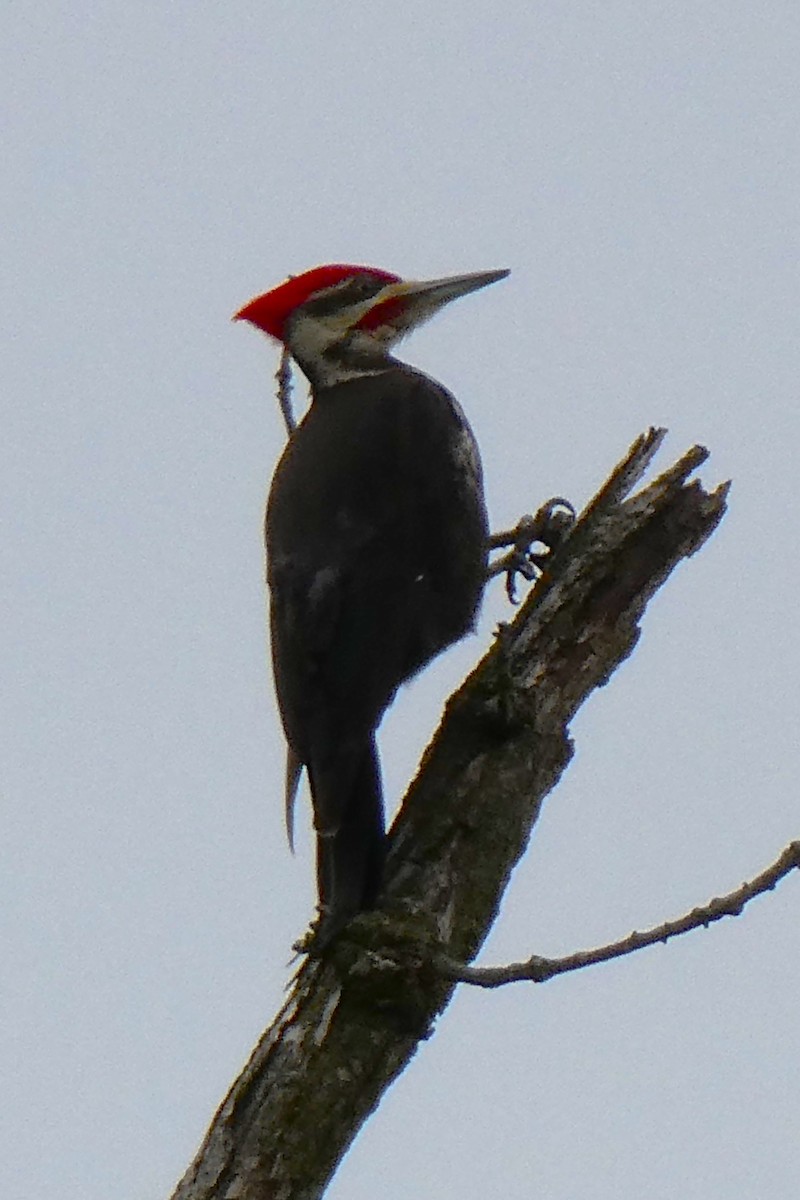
xmin=360 ymin=268 xmax=509 ymax=337
xmin=391 ymin=268 xmax=509 ymax=307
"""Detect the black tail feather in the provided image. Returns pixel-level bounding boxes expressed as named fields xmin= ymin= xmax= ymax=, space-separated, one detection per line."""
xmin=309 ymin=736 xmax=385 ymax=943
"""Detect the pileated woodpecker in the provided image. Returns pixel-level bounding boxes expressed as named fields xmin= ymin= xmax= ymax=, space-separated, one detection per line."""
xmin=235 ymin=263 xmax=508 ymax=942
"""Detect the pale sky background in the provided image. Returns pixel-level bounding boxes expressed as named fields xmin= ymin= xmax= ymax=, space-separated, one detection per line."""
xmin=3 ymin=3 xmax=799 ymax=1198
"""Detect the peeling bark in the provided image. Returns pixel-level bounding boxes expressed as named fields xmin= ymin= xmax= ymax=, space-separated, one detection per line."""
xmin=170 ymin=429 xmax=728 ymax=1200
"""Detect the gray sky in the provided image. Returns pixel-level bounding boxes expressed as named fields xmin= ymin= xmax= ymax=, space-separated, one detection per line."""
xmin=3 ymin=3 xmax=799 ymax=1197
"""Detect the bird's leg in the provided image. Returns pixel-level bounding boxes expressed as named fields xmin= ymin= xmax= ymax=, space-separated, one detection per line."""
xmin=487 ymin=497 xmax=576 ymax=602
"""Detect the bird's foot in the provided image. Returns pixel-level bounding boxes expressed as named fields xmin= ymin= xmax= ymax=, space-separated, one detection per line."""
xmin=294 ymin=903 xmax=356 ymax=958
xmin=487 ymin=497 xmax=576 ymax=602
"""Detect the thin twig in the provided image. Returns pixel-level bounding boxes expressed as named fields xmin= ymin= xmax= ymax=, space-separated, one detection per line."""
xmin=276 ymin=345 xmax=296 ymax=435
xmin=435 ymin=841 xmax=800 ymax=987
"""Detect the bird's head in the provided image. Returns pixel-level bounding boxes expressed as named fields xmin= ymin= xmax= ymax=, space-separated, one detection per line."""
xmin=234 ymin=263 xmax=509 ymax=389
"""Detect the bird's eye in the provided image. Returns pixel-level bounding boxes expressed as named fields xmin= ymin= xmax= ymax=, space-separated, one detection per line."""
xmin=348 ymin=275 xmax=384 ymax=300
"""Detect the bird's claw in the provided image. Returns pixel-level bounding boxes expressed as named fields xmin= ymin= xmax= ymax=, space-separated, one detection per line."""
xmin=487 ymin=497 xmax=576 ymax=602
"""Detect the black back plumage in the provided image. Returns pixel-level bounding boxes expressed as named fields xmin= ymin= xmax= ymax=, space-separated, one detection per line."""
xmin=267 ymin=364 xmax=488 ymax=938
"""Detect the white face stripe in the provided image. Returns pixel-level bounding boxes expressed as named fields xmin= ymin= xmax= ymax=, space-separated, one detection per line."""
xmin=287 ymin=315 xmax=396 ymax=388
xmin=285 ymin=310 xmax=341 ymax=368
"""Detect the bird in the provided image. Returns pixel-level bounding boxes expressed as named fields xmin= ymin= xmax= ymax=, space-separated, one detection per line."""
xmin=235 ymin=263 xmax=508 ymax=943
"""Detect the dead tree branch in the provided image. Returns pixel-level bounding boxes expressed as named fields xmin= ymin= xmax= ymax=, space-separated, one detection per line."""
xmin=170 ymin=429 xmax=729 ymax=1200
xmin=435 ymin=841 xmax=800 ymax=987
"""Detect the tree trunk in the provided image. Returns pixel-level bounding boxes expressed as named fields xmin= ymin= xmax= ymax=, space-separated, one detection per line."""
xmin=170 ymin=429 xmax=728 ymax=1200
